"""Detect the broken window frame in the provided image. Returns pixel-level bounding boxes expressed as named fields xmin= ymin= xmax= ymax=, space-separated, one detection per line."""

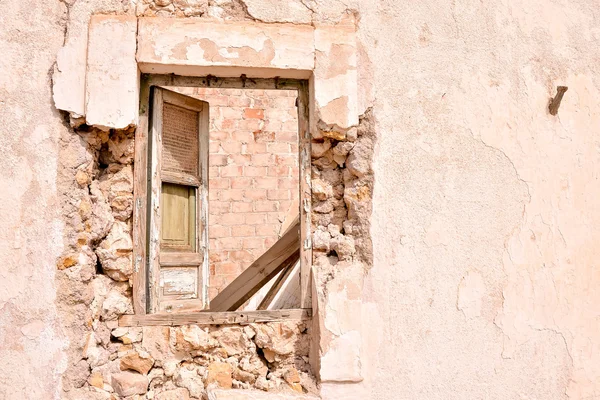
xmin=122 ymin=74 xmax=312 ymax=326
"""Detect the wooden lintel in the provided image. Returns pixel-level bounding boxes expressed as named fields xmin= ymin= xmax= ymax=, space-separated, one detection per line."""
xmin=118 ymin=308 xmax=311 ymax=327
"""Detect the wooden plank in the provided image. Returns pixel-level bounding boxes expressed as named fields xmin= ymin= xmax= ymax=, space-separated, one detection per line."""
xmin=210 ymin=221 xmax=301 ymax=312
xmin=163 ymin=87 xmax=205 ymax=112
xmin=298 ymin=81 xmax=312 ymax=309
xmin=148 ymin=86 xmax=164 ymax=313
xmin=269 ymin=261 xmax=301 ymax=310
xmin=198 ymin=95 xmax=210 ymax=308
xmin=160 ymin=252 xmax=203 ymax=266
xmin=132 ymin=76 xmax=151 ymax=315
xmin=257 ymin=252 xmax=299 ymax=310
xmin=147 ymin=74 xmax=305 ymax=92
xmin=161 ymin=170 xmax=201 ymax=187
xmin=119 ymin=308 xmax=312 ymax=327
xmin=161 ymin=267 xmax=197 ymax=296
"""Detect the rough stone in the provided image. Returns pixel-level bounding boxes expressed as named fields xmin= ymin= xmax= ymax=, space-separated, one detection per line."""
xmin=312 ymin=179 xmax=333 ymax=201
xmin=212 ymin=327 xmax=250 ymax=356
xmin=207 ymin=362 xmax=233 ymax=389
xmin=312 ymin=229 xmax=331 ymax=252
xmin=120 ymin=350 xmax=155 ymax=375
xmin=101 ymin=288 xmax=132 ymax=320
xmin=96 ymin=220 xmax=133 ymax=281
xmin=156 ymin=388 xmax=190 ymax=400
xmin=112 ymin=371 xmax=149 ymax=397
xmin=330 ymin=235 xmax=356 ymax=260
xmin=98 ymin=164 xmax=134 ymax=221
xmin=174 ymin=365 xmax=205 ymax=398
xmin=179 ymin=325 xmax=218 ymax=351
xmin=88 ymin=181 xmax=115 ymax=243
xmin=233 ymin=368 xmax=256 ymax=384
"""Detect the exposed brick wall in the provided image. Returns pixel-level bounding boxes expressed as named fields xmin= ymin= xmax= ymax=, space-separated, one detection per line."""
xmin=190 ymin=88 xmax=299 ymax=299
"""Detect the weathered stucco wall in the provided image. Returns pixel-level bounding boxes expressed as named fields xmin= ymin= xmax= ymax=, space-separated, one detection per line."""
xmin=1 ymin=0 xmax=599 ymax=399
xmin=0 ymin=1 xmax=73 ymax=398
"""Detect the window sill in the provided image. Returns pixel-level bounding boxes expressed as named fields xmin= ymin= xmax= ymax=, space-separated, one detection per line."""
xmin=118 ymin=308 xmax=312 ymax=327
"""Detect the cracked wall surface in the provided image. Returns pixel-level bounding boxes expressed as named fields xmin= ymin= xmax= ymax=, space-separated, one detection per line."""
xmin=1 ymin=0 xmax=600 ymax=399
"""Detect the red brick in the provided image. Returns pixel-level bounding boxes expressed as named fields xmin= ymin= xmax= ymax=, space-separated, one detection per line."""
xmin=231 ymin=202 xmax=253 ymax=213
xmin=264 ymin=236 xmax=278 ymax=248
xmin=265 ymin=107 xmax=292 ymax=122
xmin=245 ymin=141 xmax=267 ymax=154
xmin=237 ymin=119 xmax=262 ymax=131
xmin=203 ymin=95 xmax=229 ymax=106
xmin=219 ymin=213 xmax=244 ymax=226
xmin=209 ymin=201 xmax=231 ymax=214
xmin=245 ymin=213 xmax=266 ymax=225
xmin=221 ymin=141 xmax=243 ymax=153
xmin=273 ymin=96 xmax=297 ymax=108
xmin=211 ymin=154 xmax=229 ymax=166
xmin=230 ymin=177 xmax=253 ymax=189
xmin=251 ymin=154 xmax=274 ymax=166
xmin=266 ymin=212 xmax=283 ymax=224
xmin=228 ymin=153 xmax=252 ymax=166
xmin=244 ymin=166 xmax=267 ymax=177
xmin=278 ymin=200 xmax=293 ymax=213
xmin=231 ymin=131 xmax=254 ymax=143
xmin=282 ymin=120 xmax=299 ymax=132
xmin=231 ymin=224 xmax=255 ymax=237
xmin=218 ymin=118 xmax=235 ymax=130
xmin=254 ymin=201 xmax=277 ymax=212
xmin=278 ymin=178 xmax=299 ymax=189
xmin=229 ymin=250 xmax=255 ymax=262
xmin=214 ymin=261 xmax=240 ymax=275
xmin=220 ymin=107 xmax=243 ymax=119
xmin=244 ymin=108 xmax=265 ymax=119
xmin=275 ymin=154 xmax=297 ymax=166
xmin=210 ymin=141 xmax=221 ymax=153
xmin=267 ymin=165 xmax=290 ymax=177
xmin=267 ymin=189 xmax=290 ymax=200
xmin=209 ymin=225 xmax=231 ymax=240
xmin=256 ymin=224 xmax=279 ymax=236
xmin=243 ymin=188 xmax=266 ymax=201
xmin=275 ymin=131 xmax=298 ymax=142
xmin=228 ymin=95 xmax=251 ymax=107
xmin=210 ymin=131 xmax=229 ymax=141
xmin=252 ymin=130 xmax=275 ymax=142
xmin=242 ymin=237 xmax=264 ymax=250
xmin=254 ymin=177 xmax=278 ymax=189
xmin=209 ymin=250 xmax=228 ymax=263
xmin=209 ymin=178 xmax=230 ymax=189
xmin=218 ymin=189 xmax=245 ymax=202
xmin=215 ymin=237 xmax=242 ymax=250
xmin=267 ymin=142 xmax=291 ymax=154
xmin=221 ymin=165 xmax=243 ymax=177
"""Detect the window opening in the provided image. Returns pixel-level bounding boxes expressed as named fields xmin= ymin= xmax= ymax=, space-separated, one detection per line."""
xmin=132 ymin=75 xmax=312 ymax=323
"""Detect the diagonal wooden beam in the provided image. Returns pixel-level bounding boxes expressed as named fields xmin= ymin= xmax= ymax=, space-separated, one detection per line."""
xmin=209 ymin=219 xmax=300 ymax=312
xmin=257 ymin=253 xmax=299 ymax=310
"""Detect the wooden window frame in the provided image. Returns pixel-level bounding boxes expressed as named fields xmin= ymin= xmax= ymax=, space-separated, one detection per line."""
xmin=122 ymin=74 xmax=312 ymax=326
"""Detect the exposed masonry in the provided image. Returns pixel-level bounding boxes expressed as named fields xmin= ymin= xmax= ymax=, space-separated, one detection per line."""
xmin=54 ymin=2 xmax=373 ymax=399
xmin=56 ymin=123 xmax=314 ymax=399
xmin=55 ymin=106 xmax=374 ymax=398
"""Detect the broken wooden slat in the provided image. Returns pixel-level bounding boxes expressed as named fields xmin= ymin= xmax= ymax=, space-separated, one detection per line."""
xmin=118 ymin=308 xmax=311 ymax=327
xmin=297 ymin=82 xmax=312 ymax=310
xmin=258 ymin=253 xmax=299 ymax=310
xmin=209 ymin=220 xmax=300 ymax=312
